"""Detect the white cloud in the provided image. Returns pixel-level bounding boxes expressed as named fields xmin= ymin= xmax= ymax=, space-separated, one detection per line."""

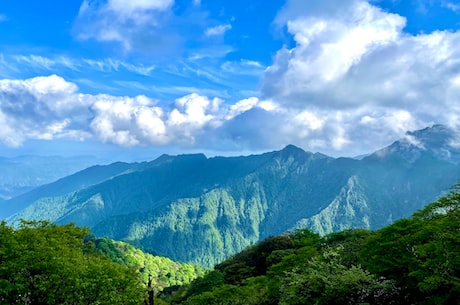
xmin=0 ymin=111 xmax=21 ymax=147
xmin=443 ymin=1 xmax=460 ymax=12
xmin=4 ymin=0 xmax=460 ymax=158
xmin=12 ymin=55 xmax=80 ymax=72
xmin=6 ymin=54 xmax=156 ymax=76
xmin=226 ymin=97 xmax=260 ymax=119
xmin=265 ymin=0 xmax=407 ymax=105
xmin=205 ymin=24 xmax=232 ymax=37
xmin=221 ymin=59 xmax=265 ymax=75
xmin=0 ymin=75 xmax=254 ymax=149
xmin=90 ymin=95 xmax=164 ymax=146
xmin=0 ymin=71 xmax=454 ymax=157
xmin=82 ymin=58 xmax=155 ymax=75
xmin=74 ymin=0 xmax=177 ymax=52
xmin=107 ymin=0 xmax=173 ymax=15
xmin=0 ymin=75 xmax=92 ymax=147
xmin=90 ymin=93 xmax=227 ymax=146
xmin=257 ymin=0 xmax=460 ymax=155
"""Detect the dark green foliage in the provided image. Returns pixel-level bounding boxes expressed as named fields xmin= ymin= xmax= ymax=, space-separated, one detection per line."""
xmin=361 ymin=186 xmax=460 ymax=304
xmin=289 ymin=228 xmax=321 ymax=248
xmin=215 ymin=235 xmax=295 ymax=285
xmin=0 ymin=221 xmax=145 ymax=305
xmin=321 ymin=228 xmax=372 ymax=267
xmin=167 ymin=186 xmax=460 ymax=305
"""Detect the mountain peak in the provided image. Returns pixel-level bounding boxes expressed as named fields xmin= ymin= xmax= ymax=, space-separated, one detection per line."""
xmin=281 ymin=144 xmax=306 ymax=154
xmin=277 ymin=145 xmax=310 ymax=160
xmin=371 ymin=124 xmax=460 ymax=163
xmin=403 ymin=124 xmax=457 ymax=151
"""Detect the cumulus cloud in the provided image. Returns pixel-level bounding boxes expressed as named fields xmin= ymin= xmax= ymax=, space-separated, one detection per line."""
xmin=0 ymin=75 xmax=266 ymax=149
xmin=82 ymin=89 xmax=228 ymax=147
xmin=3 ymin=0 xmax=460 ymax=157
xmin=89 ymin=95 xmax=160 ymax=146
xmin=257 ymin=0 xmax=460 ymax=155
xmin=0 ymin=75 xmax=92 ymax=147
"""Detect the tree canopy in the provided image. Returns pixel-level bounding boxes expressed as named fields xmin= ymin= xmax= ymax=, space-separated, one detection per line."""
xmin=0 ymin=221 xmax=145 ymax=305
xmin=164 ymin=185 xmax=460 ymax=305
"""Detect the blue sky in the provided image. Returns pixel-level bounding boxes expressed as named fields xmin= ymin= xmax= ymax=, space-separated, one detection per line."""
xmin=0 ymin=0 xmax=460 ymax=161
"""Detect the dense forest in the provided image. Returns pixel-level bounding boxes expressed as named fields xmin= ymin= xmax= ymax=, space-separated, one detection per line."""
xmin=162 ymin=185 xmax=460 ymax=305
xmin=1 ymin=185 xmax=459 ymax=304
xmin=0 ymin=221 xmax=202 ymax=305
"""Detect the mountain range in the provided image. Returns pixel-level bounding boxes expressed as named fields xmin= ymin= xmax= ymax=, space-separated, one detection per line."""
xmin=0 ymin=155 xmax=103 ymax=200
xmin=2 ymin=124 xmax=459 ymax=267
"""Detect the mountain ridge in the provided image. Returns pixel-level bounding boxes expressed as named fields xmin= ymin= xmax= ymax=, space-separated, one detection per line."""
xmin=3 ymin=124 xmax=460 ymax=267
xmin=0 ymin=155 xmax=105 ymax=200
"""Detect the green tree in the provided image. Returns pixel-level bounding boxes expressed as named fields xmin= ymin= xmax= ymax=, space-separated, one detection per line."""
xmin=0 ymin=221 xmax=145 ymax=305
xmin=361 ymin=186 xmax=460 ymax=304
xmin=215 ymin=235 xmax=295 ymax=285
xmin=408 ymin=188 xmax=460 ymax=304
xmin=321 ymin=228 xmax=371 ymax=267
xmin=90 ymin=236 xmax=203 ymax=291
xmin=279 ymin=246 xmax=398 ymax=305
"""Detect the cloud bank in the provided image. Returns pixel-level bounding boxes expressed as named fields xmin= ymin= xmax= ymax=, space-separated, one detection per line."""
xmin=0 ymin=75 xmax=263 ymax=150
xmin=2 ymin=0 xmax=460 ymax=157
xmin=258 ymin=0 xmax=460 ymax=153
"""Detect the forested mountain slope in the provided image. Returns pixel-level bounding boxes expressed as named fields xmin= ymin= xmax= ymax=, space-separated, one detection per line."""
xmin=4 ymin=125 xmax=460 ymax=267
xmin=164 ymin=187 xmax=460 ymax=305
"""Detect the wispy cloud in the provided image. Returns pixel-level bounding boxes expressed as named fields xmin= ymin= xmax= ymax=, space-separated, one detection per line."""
xmin=12 ymin=55 xmax=80 ymax=71
xmin=4 ymin=54 xmax=155 ymax=76
xmin=187 ymin=45 xmax=235 ymax=60
xmin=82 ymin=58 xmax=155 ymax=75
xmin=221 ymin=59 xmax=265 ymax=75
xmin=0 ymin=51 xmax=259 ymax=103
xmin=150 ymin=85 xmax=230 ymax=98
xmin=74 ymin=0 xmax=177 ymax=53
xmin=205 ymin=24 xmax=232 ymax=37
xmin=443 ymin=1 xmax=460 ymax=12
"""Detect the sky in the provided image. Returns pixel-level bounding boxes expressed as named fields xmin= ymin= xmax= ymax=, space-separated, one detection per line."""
xmin=0 ymin=0 xmax=460 ymax=161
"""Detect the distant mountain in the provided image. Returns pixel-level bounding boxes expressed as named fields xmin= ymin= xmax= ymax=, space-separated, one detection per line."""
xmin=0 ymin=155 xmax=105 ymax=200
xmin=4 ymin=125 xmax=460 ymax=267
xmin=0 ymin=161 xmax=144 ymax=219
xmin=370 ymin=124 xmax=460 ymax=163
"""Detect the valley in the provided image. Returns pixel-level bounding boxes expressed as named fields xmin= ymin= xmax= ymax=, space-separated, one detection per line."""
xmin=1 ymin=124 xmax=459 ymax=267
